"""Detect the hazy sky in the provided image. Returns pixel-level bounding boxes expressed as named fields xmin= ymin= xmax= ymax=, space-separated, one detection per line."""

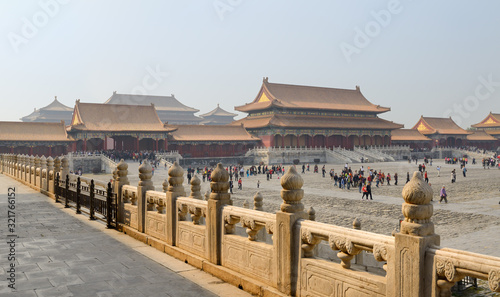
xmin=1 ymin=0 xmax=499 ymax=129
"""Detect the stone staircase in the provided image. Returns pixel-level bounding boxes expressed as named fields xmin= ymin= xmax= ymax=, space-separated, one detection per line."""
xmin=354 ymin=147 xmax=395 ymax=162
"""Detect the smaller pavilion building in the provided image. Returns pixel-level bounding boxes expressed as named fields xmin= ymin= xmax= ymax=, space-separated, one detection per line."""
xmin=412 ymin=116 xmax=470 ymax=147
xmin=0 ymin=121 xmax=71 ymax=156
xmin=20 ymin=96 xmax=73 ymax=123
xmin=199 ymin=104 xmax=237 ymax=125
xmin=471 ymin=112 xmax=500 ymax=140
xmin=390 ymin=129 xmax=432 ymax=149
xmin=168 ymin=125 xmax=260 ymax=157
xmin=466 ymin=131 xmax=498 ymax=150
xmin=67 ymin=101 xmax=175 ymax=151
xmin=104 ymin=92 xmax=202 ymax=125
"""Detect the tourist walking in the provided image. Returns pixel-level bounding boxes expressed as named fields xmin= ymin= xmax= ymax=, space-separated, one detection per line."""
xmin=424 ymin=171 xmax=429 ymax=183
xmin=394 ymin=173 xmax=398 ymax=185
xmin=361 ymin=184 xmax=369 ymax=200
xmin=439 ymin=186 xmax=447 ymax=203
xmin=462 ymin=166 xmax=467 ymax=177
xmin=451 ymin=169 xmax=456 ymax=183
xmin=437 ymin=166 xmax=441 ymax=177
xmin=366 ymin=182 xmax=372 ymax=200
xmin=406 ymin=172 xmax=410 ymax=184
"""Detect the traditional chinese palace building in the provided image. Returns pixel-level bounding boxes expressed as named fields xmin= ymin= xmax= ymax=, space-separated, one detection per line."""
xmin=471 ymin=112 xmax=500 ymax=140
xmin=20 ymin=96 xmax=73 ymax=123
xmin=412 ymin=116 xmax=470 ymax=147
xmin=232 ymin=78 xmax=403 ymax=149
xmin=0 ymin=121 xmax=71 ymax=156
xmin=104 ymin=92 xmax=202 ymax=125
xmin=199 ymin=104 xmax=237 ymax=125
xmin=67 ymin=101 xmax=174 ymax=151
xmin=390 ymin=129 xmax=432 ymax=149
xmin=168 ymin=125 xmax=260 ymax=158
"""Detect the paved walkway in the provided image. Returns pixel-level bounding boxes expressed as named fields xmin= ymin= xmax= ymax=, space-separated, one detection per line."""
xmin=0 ymin=174 xmax=252 ymax=297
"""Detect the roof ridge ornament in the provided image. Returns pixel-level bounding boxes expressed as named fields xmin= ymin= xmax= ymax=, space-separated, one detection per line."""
xmin=263 ymin=77 xmax=269 ymax=83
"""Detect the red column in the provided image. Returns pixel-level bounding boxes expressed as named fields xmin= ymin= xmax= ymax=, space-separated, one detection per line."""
xmin=29 ymin=146 xmax=33 ymax=155
xmin=296 ymin=135 xmax=300 ymax=147
xmin=371 ymin=136 xmax=374 ymax=146
xmin=136 ymin=137 xmax=140 ymax=151
xmin=104 ymin=136 xmax=108 ymax=150
xmin=155 ymin=139 xmax=159 ymax=151
xmin=83 ymin=138 xmax=87 ymax=151
xmin=11 ymin=147 xmax=15 ymax=154
xmin=281 ymin=135 xmax=285 ymax=148
xmin=48 ymin=146 xmax=52 ymax=156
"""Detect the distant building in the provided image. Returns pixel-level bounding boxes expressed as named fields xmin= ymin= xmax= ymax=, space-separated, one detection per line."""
xmin=233 ymin=77 xmax=402 ymax=148
xmin=104 ymin=92 xmax=202 ymax=125
xmin=20 ymin=97 xmax=73 ymax=124
xmin=67 ymin=100 xmax=174 ymax=151
xmin=199 ymin=104 xmax=237 ymax=125
xmin=0 ymin=121 xmax=70 ymax=156
xmin=391 ymin=129 xmax=432 ymax=149
xmin=471 ymin=112 xmax=500 ymax=140
xmin=412 ymin=116 xmax=470 ymax=147
xmin=466 ymin=130 xmax=498 ymax=150
xmin=168 ymin=125 xmax=260 ymax=157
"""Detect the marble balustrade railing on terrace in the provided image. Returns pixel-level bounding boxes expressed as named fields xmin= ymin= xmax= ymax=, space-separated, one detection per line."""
xmin=2 ymin=153 xmax=500 ymax=297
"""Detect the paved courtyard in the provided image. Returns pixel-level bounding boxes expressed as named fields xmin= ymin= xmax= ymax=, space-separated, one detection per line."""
xmin=0 ymin=174 xmax=252 ymax=297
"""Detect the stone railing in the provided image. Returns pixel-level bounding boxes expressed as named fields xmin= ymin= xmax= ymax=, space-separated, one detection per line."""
xmin=157 ymin=151 xmax=182 ymax=163
xmin=426 ymin=246 xmax=500 ymax=294
xmin=2 ymin=153 xmax=500 ymax=297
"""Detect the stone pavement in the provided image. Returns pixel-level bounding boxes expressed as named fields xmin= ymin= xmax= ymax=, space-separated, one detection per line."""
xmin=0 ymin=174 xmax=252 ymax=297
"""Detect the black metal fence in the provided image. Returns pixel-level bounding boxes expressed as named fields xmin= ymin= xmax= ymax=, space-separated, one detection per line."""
xmin=55 ymin=173 xmax=117 ymax=228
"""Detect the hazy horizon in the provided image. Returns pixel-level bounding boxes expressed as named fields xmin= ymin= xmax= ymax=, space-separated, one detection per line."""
xmin=1 ymin=0 xmax=500 ymax=129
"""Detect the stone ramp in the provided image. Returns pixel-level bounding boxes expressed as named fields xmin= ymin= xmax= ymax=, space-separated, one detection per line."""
xmin=0 ymin=174 xmax=251 ymax=297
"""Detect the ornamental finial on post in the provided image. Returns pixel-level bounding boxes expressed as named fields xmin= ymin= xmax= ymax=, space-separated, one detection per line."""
xmin=116 ymin=159 xmax=129 ymax=185
xmin=190 ymin=175 xmax=202 ymax=200
xmin=209 ymin=163 xmax=230 ymax=202
xmin=280 ymin=166 xmax=304 ymax=213
xmin=138 ymin=160 xmax=154 ymax=190
xmin=401 ymin=171 xmax=434 ymax=236
xmin=167 ymin=161 xmax=184 ymax=194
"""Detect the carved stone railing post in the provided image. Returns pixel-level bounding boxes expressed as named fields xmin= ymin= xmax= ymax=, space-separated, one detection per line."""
xmin=47 ymin=156 xmax=54 ymax=193
xmin=29 ymin=155 xmax=35 ymax=185
xmin=307 ymin=207 xmax=316 ymax=221
xmin=166 ymin=161 xmax=185 ymax=245
xmin=189 ymin=175 xmax=202 ymax=200
xmin=253 ymin=192 xmax=263 ymax=211
xmin=162 ymin=179 xmax=168 ymax=193
xmin=40 ymin=156 xmax=47 ymax=191
xmin=352 ymin=218 xmax=364 ymax=266
xmin=396 ymin=171 xmax=440 ymax=297
xmin=54 ymin=156 xmax=61 ymax=176
xmin=17 ymin=154 xmax=21 ymax=179
xmin=137 ymin=160 xmax=154 ymax=233
xmin=207 ymin=163 xmax=231 ymax=264
xmin=115 ymin=160 xmax=129 ymax=223
xmin=60 ymin=156 xmax=69 ymax=183
xmin=34 ymin=156 xmax=41 ymax=187
xmin=275 ymin=166 xmax=307 ymax=295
